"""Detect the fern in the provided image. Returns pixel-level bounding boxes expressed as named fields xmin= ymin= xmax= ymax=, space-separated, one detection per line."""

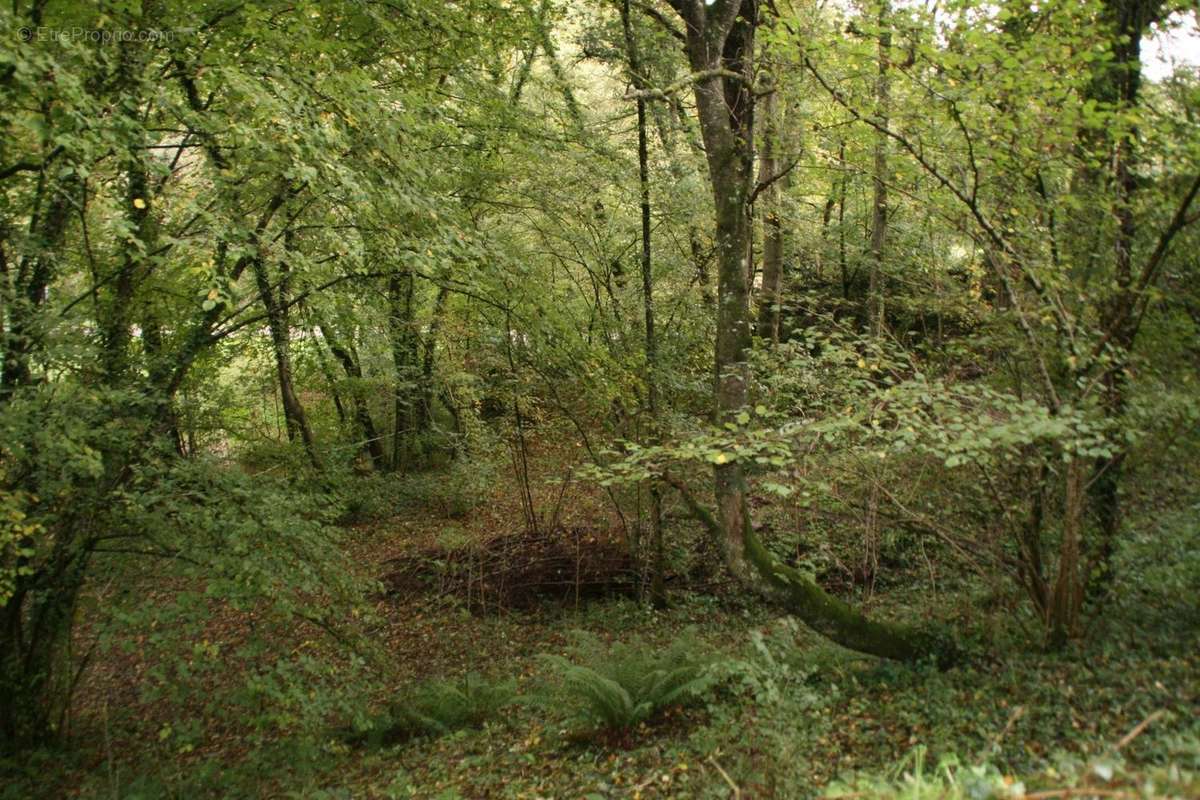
xmin=540 ymin=631 xmax=722 ymax=732
xmin=348 ymin=673 xmax=515 ymax=748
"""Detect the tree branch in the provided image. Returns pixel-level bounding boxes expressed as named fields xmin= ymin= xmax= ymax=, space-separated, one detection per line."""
xmin=623 ymin=68 xmax=745 ymax=101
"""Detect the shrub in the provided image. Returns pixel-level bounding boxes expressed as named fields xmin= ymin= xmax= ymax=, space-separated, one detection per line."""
xmin=331 ymin=456 xmax=497 ymax=525
xmin=719 ymin=619 xmax=829 ymax=709
xmin=350 ymin=674 xmax=516 ymax=748
xmin=0 ymin=383 xmax=369 ymax=750
xmin=539 ymin=631 xmax=722 ymax=733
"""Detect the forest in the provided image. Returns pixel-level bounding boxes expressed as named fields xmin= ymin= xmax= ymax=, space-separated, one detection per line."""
xmin=1 ymin=0 xmax=1199 ymax=797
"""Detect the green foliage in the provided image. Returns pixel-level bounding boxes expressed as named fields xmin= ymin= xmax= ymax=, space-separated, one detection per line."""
xmin=0 ymin=381 xmax=374 ymax=749
xmin=350 ymin=674 xmax=516 ymax=748
xmin=826 ymin=743 xmax=1200 ymax=799
xmin=81 ymin=461 xmax=381 ymax=763
xmin=0 ymin=0 xmax=1196 ymax=787
xmin=719 ymin=618 xmax=827 ymax=709
xmin=0 ymin=489 xmax=39 ymax=608
xmin=331 ymin=456 xmax=498 ymax=525
xmin=539 ymin=631 xmax=722 ymax=733
xmin=826 ymin=747 xmax=1023 ymax=800
xmin=0 ymin=383 xmax=165 ymax=745
xmin=592 ymin=320 xmax=1119 ymax=497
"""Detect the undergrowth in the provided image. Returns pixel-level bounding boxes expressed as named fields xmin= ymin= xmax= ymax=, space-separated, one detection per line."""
xmin=539 ymin=630 xmax=723 ymax=734
xmin=347 ymin=673 xmax=516 ymax=749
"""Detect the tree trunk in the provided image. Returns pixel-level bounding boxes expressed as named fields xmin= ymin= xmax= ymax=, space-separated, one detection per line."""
xmin=666 ymin=0 xmax=944 ymax=662
xmin=666 ymin=473 xmax=944 ymax=663
xmin=419 ymin=282 xmax=451 ymax=445
xmin=621 ymin=0 xmax=666 ymax=606
xmin=756 ymin=71 xmax=786 ymax=343
xmin=1085 ymin=0 xmax=1159 ymax=598
xmin=866 ymin=0 xmax=891 ymax=338
xmin=837 ymin=141 xmax=849 ymax=301
xmin=388 ymin=270 xmax=419 ymax=471
xmin=319 ymin=322 xmax=387 ymax=471
xmin=0 ymin=520 xmax=92 ymax=752
xmin=252 ymin=257 xmax=320 ymax=468
xmin=1 ymin=182 xmax=74 ymax=401
xmin=681 ymin=0 xmax=757 ymax=578
xmin=100 ymin=38 xmax=158 ymax=385
xmin=1049 ymin=460 xmax=1086 ymax=647
xmin=314 ymin=336 xmax=349 ymax=426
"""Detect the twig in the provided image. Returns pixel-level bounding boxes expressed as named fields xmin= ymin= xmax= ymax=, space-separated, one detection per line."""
xmin=984 ymin=705 xmax=1026 ymax=756
xmin=707 ymin=753 xmax=741 ymax=799
xmin=1025 ymin=790 xmax=1135 ymax=799
xmin=1114 ymin=709 xmax=1164 ymax=751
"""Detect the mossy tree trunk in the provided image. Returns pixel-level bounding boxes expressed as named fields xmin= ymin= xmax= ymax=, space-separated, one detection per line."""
xmin=666 ymin=0 xmax=758 ymax=578
xmin=665 ymin=474 xmax=942 ymax=662
xmin=663 ymin=0 xmax=944 ymax=664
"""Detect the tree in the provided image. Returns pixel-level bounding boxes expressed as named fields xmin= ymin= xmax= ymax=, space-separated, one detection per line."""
xmin=654 ymin=0 xmax=943 ymax=661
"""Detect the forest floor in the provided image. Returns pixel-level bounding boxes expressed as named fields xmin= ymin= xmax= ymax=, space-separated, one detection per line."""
xmin=15 ymin=446 xmax=1200 ymax=799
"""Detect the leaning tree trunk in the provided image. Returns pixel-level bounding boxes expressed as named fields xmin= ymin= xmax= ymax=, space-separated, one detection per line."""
xmin=664 ymin=0 xmax=944 ymax=662
xmin=319 ymin=322 xmax=387 ymax=471
xmin=664 ymin=473 xmax=940 ymax=662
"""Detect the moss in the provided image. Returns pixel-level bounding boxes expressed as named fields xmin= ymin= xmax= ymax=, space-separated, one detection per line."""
xmin=663 ymin=471 xmax=951 ymax=664
xmin=741 ymin=522 xmax=947 ymax=663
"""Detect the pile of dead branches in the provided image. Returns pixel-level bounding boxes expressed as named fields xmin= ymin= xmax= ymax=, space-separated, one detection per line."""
xmin=380 ymin=526 xmax=638 ymax=612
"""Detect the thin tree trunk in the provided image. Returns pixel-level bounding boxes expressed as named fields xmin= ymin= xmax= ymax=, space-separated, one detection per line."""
xmin=756 ymin=71 xmax=786 ymax=343
xmin=622 ymin=0 xmax=666 ymax=606
xmin=866 ymin=0 xmax=891 ymax=338
xmin=419 ymin=282 xmax=451 ymax=443
xmin=252 ymin=257 xmax=320 ymax=468
xmin=504 ymin=310 xmax=538 ymax=535
xmin=388 ymin=270 xmax=418 ymax=471
xmin=319 ymin=322 xmax=387 ymax=471
xmin=1049 ymin=460 xmax=1086 ymax=647
xmin=837 ymin=141 xmax=849 ymax=302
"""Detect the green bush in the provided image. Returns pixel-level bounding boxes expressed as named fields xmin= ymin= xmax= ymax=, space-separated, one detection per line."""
xmin=350 ymin=674 xmax=516 ymax=748
xmin=0 ymin=382 xmax=371 ymax=750
xmin=719 ymin=619 xmax=831 ymax=709
xmin=331 ymin=457 xmax=497 ymax=525
xmin=539 ymin=631 xmax=722 ymax=733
